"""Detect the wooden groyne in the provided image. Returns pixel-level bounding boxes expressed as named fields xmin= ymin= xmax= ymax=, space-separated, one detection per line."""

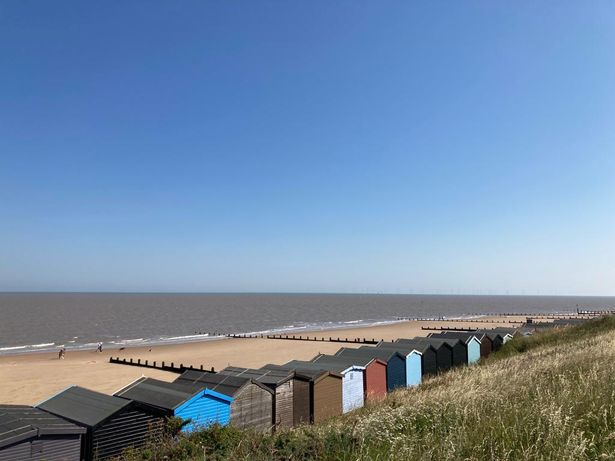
xmin=421 ymin=326 xmax=480 ymax=332
xmin=398 ymin=318 xmax=524 ymax=324
xmin=109 ymin=357 xmax=215 ymax=374
xmin=264 ymin=334 xmax=380 ymax=344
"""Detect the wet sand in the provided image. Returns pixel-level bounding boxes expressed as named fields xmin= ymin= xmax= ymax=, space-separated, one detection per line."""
xmin=0 ymin=316 xmax=528 ymax=405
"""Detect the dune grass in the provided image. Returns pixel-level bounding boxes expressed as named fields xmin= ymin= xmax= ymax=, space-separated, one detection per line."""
xmin=121 ymin=316 xmax=615 ymax=460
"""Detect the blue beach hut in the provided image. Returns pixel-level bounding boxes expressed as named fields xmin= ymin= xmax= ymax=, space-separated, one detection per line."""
xmin=335 ymin=346 xmax=421 ymax=389
xmin=115 ymin=377 xmax=232 ymax=432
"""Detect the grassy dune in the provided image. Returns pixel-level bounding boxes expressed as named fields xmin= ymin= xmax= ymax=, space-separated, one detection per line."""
xmin=123 ymin=316 xmax=615 ymax=460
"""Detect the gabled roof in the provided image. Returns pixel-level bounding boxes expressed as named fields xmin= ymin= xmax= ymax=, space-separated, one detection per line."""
xmin=376 ymin=340 xmax=436 ymax=355
xmin=396 ymin=338 xmax=453 ymax=351
xmin=220 ymin=367 xmax=294 ymax=386
xmin=0 ymin=405 xmax=85 ymax=449
xmin=472 ymin=330 xmax=504 ymax=341
xmin=311 ymin=354 xmax=373 ymax=369
xmin=174 ymin=370 xmax=272 ymax=398
xmin=36 ymin=386 xmax=132 ymax=428
xmin=335 ymin=346 xmax=408 ymax=363
xmin=429 ymin=332 xmax=482 ymax=345
xmin=114 ymin=377 xmax=200 ymax=411
xmin=282 ymin=359 xmax=361 ymax=375
xmin=260 ymin=364 xmax=342 ymax=382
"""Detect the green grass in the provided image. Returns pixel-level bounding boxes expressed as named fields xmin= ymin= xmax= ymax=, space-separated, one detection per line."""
xmin=120 ymin=316 xmax=615 ymax=460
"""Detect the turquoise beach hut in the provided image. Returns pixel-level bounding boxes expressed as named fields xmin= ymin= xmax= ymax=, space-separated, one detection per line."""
xmin=115 ymin=376 xmax=232 ymax=431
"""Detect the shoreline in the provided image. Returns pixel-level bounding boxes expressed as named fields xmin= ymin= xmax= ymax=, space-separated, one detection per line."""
xmin=0 ymin=315 xmax=535 ymax=405
xmin=0 ymin=314 xmax=502 ymax=357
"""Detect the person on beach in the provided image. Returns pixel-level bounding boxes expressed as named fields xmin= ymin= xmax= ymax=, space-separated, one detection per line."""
xmin=97 ymin=342 xmax=103 ymax=352
xmin=58 ymin=347 xmax=65 ymax=359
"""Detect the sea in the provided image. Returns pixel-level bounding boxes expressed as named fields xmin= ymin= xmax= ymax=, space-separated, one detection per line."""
xmin=0 ymin=293 xmax=613 ymax=355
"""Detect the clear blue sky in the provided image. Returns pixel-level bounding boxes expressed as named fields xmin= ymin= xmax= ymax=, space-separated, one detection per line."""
xmin=1 ymin=2 xmax=614 ymax=295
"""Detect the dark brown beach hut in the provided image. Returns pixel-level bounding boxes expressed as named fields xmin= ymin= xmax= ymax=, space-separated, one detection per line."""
xmin=396 ymin=338 xmax=453 ymax=373
xmin=219 ymin=366 xmax=297 ymax=429
xmin=474 ymin=330 xmax=504 ymax=351
xmin=262 ymin=364 xmax=343 ymax=424
xmin=312 ymin=354 xmax=387 ymax=401
xmin=377 ymin=340 xmax=438 ymax=377
xmin=36 ymin=386 xmax=165 ymax=461
xmin=174 ymin=370 xmax=274 ymax=432
xmin=0 ymin=405 xmax=85 ymax=461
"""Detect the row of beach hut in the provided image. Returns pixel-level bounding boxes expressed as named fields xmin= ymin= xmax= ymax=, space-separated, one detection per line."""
xmin=0 ymin=324 xmax=551 ymax=461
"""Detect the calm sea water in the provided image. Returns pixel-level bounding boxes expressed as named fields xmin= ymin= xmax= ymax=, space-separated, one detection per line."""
xmin=0 ymin=293 xmax=613 ymax=354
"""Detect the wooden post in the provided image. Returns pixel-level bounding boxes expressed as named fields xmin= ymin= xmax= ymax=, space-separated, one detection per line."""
xmin=137 ymin=359 xmax=141 ymax=364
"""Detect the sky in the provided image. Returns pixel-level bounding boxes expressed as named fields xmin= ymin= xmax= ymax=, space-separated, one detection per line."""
xmin=1 ymin=2 xmax=614 ymax=295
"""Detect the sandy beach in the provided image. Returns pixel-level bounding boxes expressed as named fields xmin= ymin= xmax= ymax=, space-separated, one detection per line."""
xmin=0 ymin=316 xmax=529 ymax=405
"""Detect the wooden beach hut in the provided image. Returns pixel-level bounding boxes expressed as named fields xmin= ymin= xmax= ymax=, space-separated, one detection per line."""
xmin=429 ymin=332 xmax=482 ymax=364
xmin=283 ymin=360 xmax=364 ymax=413
xmin=114 ymin=376 xmax=233 ymax=432
xmin=377 ymin=340 xmax=438 ymax=377
xmin=219 ymin=366 xmax=297 ymax=429
xmin=261 ymin=364 xmax=342 ymax=424
xmin=490 ymin=327 xmax=519 ymax=340
xmin=439 ymin=337 xmax=466 ymax=367
xmin=36 ymin=386 xmax=165 ymax=461
xmin=174 ymin=370 xmax=274 ymax=432
xmin=335 ymin=346 xmax=417 ymax=389
xmin=0 ymin=405 xmax=85 ymax=461
xmin=395 ymin=338 xmax=453 ymax=373
xmin=474 ymin=330 xmax=504 ymax=351
xmin=312 ymin=354 xmax=387 ymax=400
xmin=471 ymin=332 xmax=494 ymax=358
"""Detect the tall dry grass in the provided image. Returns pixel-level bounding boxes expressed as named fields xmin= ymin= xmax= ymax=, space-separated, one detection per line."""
xmin=121 ymin=316 xmax=615 ymax=460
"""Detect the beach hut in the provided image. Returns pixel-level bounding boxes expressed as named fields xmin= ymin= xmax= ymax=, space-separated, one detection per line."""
xmin=336 ymin=346 xmax=418 ymax=389
xmin=312 ymin=354 xmax=387 ymax=400
xmin=36 ymin=386 xmax=165 ymax=461
xmin=377 ymin=341 xmax=438 ymax=377
xmin=283 ymin=360 xmax=364 ymax=413
xmin=395 ymin=338 xmax=453 ymax=373
xmin=174 ymin=370 xmax=273 ymax=432
xmin=114 ymin=376 xmax=233 ymax=432
xmin=0 ymin=405 xmax=85 ymax=461
xmin=474 ymin=330 xmax=504 ymax=351
xmin=490 ymin=327 xmax=520 ymax=340
xmin=429 ymin=332 xmax=482 ymax=364
xmin=471 ymin=332 xmax=494 ymax=357
xmin=219 ymin=366 xmax=298 ymax=429
xmin=261 ymin=364 xmax=342 ymax=424
xmin=437 ymin=337 xmax=466 ymax=367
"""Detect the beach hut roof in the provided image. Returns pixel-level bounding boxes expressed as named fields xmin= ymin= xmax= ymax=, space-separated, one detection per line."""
xmin=36 ymin=386 xmax=133 ymax=428
xmin=114 ymin=377 xmax=201 ymax=411
xmin=336 ymin=346 xmax=410 ymax=362
xmin=174 ymin=370 xmax=272 ymax=398
xmin=220 ymin=367 xmax=294 ymax=386
xmin=260 ymin=364 xmax=342 ymax=382
xmin=429 ymin=332 xmax=482 ymax=344
xmin=396 ymin=338 xmax=453 ymax=350
xmin=0 ymin=405 xmax=85 ymax=449
xmin=377 ymin=340 xmax=436 ymax=354
xmin=311 ymin=354 xmax=375 ymax=369
xmin=282 ymin=359 xmax=360 ymax=375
